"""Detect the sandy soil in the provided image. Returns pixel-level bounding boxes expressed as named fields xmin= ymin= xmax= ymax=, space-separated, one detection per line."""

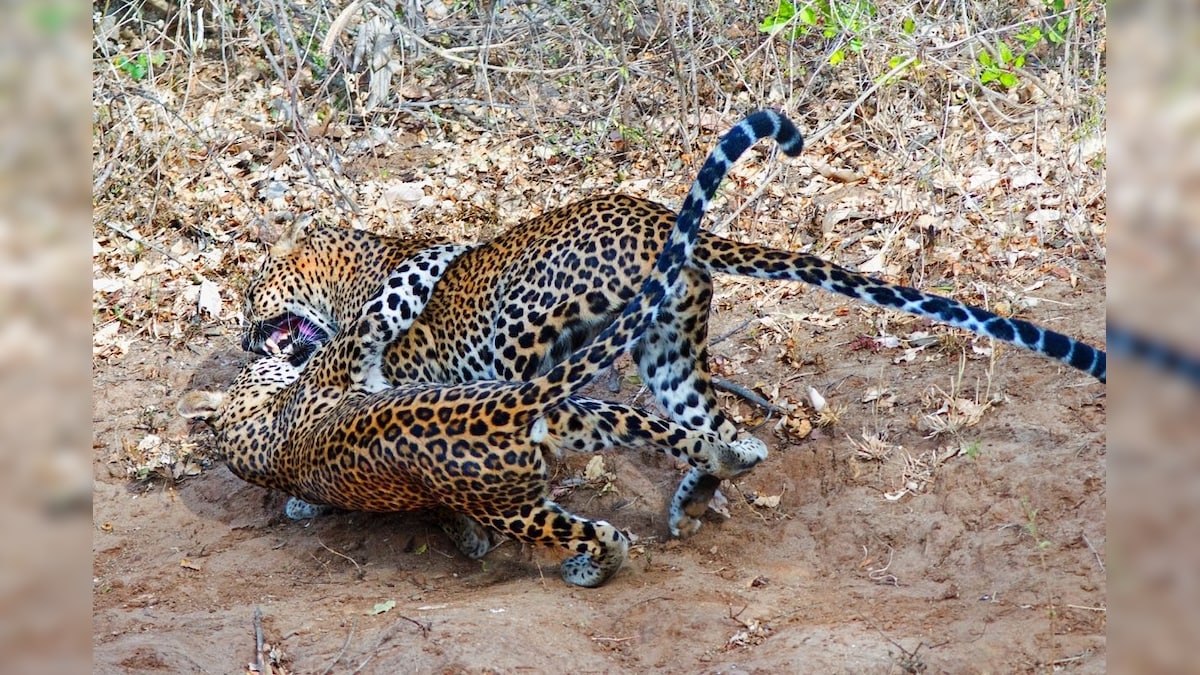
xmin=92 ymin=269 xmax=1105 ymax=673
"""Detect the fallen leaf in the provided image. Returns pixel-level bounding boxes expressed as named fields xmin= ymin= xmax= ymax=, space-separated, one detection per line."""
xmin=93 ymin=277 xmax=124 ymax=293
xmin=806 ymin=386 xmax=826 ymax=412
xmin=782 ymin=414 xmax=812 ymax=439
xmin=137 ymin=434 xmax=163 ymax=452
xmin=197 ymin=279 xmax=221 ymax=318
xmin=369 ymin=600 xmax=396 ymax=615
xmin=584 ymin=456 xmax=608 ymax=481
xmin=386 ymin=182 xmax=425 ymax=204
xmin=1026 ymin=209 xmax=1061 ymax=225
xmin=751 ymin=494 xmax=781 ymax=508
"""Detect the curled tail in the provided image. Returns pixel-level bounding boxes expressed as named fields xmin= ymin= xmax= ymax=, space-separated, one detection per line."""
xmin=525 ymin=110 xmax=805 ymax=408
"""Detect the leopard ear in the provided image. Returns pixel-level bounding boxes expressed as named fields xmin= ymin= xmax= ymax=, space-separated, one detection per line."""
xmin=270 ymin=213 xmax=315 ymax=257
xmin=177 ymin=390 xmax=225 ymax=422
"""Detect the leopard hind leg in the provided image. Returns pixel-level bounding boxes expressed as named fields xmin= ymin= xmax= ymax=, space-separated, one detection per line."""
xmin=486 ymin=499 xmax=629 ymax=588
xmin=632 ymin=267 xmax=734 ymax=440
xmin=631 ymin=266 xmax=754 ymax=536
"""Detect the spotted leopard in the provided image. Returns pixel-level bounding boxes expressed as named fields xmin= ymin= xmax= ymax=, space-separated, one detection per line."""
xmin=242 ymin=119 xmax=1106 ymax=533
xmin=180 ymin=111 xmax=804 ymax=587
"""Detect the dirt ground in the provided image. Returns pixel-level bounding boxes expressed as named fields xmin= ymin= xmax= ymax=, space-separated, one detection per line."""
xmin=92 ymin=267 xmax=1106 ymax=672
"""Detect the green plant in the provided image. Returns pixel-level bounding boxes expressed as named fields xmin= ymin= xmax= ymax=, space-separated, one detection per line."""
xmin=114 ymin=52 xmax=165 ymax=81
xmin=759 ymin=0 xmax=877 ymax=66
xmin=1016 ymin=0 xmax=1071 ymax=49
xmin=977 ymin=41 xmax=1024 ymax=89
xmin=1020 ymin=497 xmax=1053 ymax=551
xmin=976 ymin=0 xmax=1093 ymax=90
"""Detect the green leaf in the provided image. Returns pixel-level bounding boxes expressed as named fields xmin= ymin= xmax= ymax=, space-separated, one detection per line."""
xmin=798 ymin=6 xmax=816 ymax=26
xmin=116 ymin=55 xmax=148 ymax=81
xmin=998 ymin=41 xmax=1014 ymax=64
xmin=902 ymin=17 xmax=915 ymax=35
xmin=1015 ymin=26 xmax=1042 ymax=48
xmin=829 ymin=48 xmax=845 ymax=66
xmin=978 ymin=51 xmax=994 ymax=67
xmin=999 ymin=71 xmax=1019 ymax=88
xmin=369 ymin=600 xmax=397 ymax=615
xmin=1049 ymin=19 xmax=1067 ymax=44
xmin=759 ymin=0 xmax=796 ymax=32
xmin=980 ymin=69 xmax=998 ymax=84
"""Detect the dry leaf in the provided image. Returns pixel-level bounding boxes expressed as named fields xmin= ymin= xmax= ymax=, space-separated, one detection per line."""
xmin=584 ymin=456 xmax=607 ymax=481
xmin=137 ymin=434 xmax=163 ymax=452
xmin=93 ymin=277 xmax=124 ymax=293
xmin=1026 ymin=209 xmax=1062 ymax=225
xmin=197 ymin=279 xmax=221 ymax=318
xmin=387 ymin=182 xmax=425 ymax=204
xmin=368 ymin=600 xmax=396 ymax=615
xmin=806 ymin=386 xmax=826 ymax=412
xmin=751 ymin=494 xmax=781 ymax=508
xmin=782 ymin=414 xmax=812 ymax=439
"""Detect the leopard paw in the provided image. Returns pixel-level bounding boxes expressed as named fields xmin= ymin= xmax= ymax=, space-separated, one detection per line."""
xmin=284 ymin=497 xmax=332 ymax=520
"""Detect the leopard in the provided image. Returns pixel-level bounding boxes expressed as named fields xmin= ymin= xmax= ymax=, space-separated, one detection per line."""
xmin=241 ymin=118 xmax=1106 ymax=534
xmin=179 ymin=110 xmax=806 ymax=587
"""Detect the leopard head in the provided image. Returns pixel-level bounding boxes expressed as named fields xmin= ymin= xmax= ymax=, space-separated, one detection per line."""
xmin=242 ymin=215 xmax=340 ymax=357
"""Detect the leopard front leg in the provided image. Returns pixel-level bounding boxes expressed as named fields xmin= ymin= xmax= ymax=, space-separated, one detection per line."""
xmin=436 ymin=510 xmax=504 ymax=559
xmin=668 ymin=434 xmax=768 ymax=537
xmin=668 ymin=469 xmax=721 ymax=537
xmin=486 ymin=500 xmax=629 ymax=588
xmin=283 ymin=497 xmax=333 ymax=520
xmin=632 ymin=267 xmax=759 ymax=534
xmin=352 ymin=243 xmax=473 ymax=393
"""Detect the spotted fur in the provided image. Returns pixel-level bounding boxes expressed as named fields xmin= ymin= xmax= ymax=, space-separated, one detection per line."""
xmin=181 ymin=111 xmax=803 ymax=587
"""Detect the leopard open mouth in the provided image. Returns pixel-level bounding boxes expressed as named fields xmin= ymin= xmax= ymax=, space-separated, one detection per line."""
xmin=242 ymin=313 xmax=330 ymax=357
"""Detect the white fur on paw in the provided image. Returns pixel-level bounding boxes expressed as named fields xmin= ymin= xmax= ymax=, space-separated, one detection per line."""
xmin=733 ymin=436 xmax=769 ymax=463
